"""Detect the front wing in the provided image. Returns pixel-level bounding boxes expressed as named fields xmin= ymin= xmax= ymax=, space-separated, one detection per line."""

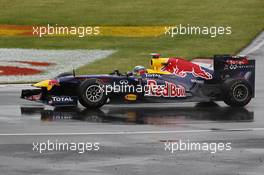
xmin=21 ymin=89 xmax=78 ymax=107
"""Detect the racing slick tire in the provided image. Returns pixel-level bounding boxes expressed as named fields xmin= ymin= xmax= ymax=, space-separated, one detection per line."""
xmin=222 ymin=78 xmax=252 ymax=107
xmin=78 ymin=79 xmax=107 ymax=108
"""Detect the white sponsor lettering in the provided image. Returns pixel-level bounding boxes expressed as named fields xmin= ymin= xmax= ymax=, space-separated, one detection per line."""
xmin=145 ymin=80 xmax=186 ymax=97
xmin=52 ymin=96 xmax=74 ymax=102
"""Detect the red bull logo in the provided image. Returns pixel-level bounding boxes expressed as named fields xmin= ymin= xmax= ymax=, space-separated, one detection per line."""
xmin=146 ymin=80 xmax=186 ymax=97
xmin=162 ymin=58 xmax=212 ymax=80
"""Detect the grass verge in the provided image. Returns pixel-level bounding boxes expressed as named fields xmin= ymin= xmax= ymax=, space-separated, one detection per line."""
xmin=0 ymin=0 xmax=263 ymax=74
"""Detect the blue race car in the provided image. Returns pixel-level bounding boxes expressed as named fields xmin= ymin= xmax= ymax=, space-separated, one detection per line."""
xmin=21 ymin=54 xmax=255 ymax=108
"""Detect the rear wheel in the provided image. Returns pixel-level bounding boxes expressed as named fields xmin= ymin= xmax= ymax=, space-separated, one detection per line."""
xmin=78 ymin=79 xmax=107 ymax=108
xmin=222 ymin=79 xmax=252 ymax=107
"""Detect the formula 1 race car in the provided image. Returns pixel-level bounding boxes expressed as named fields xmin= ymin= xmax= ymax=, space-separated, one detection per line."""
xmin=21 ymin=54 xmax=255 ymax=108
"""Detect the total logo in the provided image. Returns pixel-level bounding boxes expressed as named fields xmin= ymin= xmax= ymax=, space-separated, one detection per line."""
xmin=51 ymin=96 xmax=74 ymax=102
xmin=144 ymin=74 xmax=162 ymax=78
xmin=145 ymin=80 xmax=186 ymax=97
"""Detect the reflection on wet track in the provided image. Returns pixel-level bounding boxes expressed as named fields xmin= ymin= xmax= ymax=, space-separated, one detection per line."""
xmin=20 ymin=103 xmax=254 ymax=125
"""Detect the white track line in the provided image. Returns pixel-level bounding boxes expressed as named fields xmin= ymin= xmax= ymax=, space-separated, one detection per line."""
xmin=0 ymin=128 xmax=264 ymax=136
xmin=244 ymin=41 xmax=264 ymax=55
xmin=240 ymin=31 xmax=264 ymax=55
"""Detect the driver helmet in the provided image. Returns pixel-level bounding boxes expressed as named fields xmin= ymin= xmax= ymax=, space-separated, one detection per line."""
xmin=133 ymin=65 xmax=146 ymax=75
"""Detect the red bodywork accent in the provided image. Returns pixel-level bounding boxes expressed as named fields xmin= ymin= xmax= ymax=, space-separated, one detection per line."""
xmin=226 ymin=57 xmax=249 ymax=65
xmin=25 ymin=94 xmax=42 ymax=101
xmin=162 ymin=57 xmax=212 ymax=80
xmin=49 ymin=79 xmax=60 ymax=86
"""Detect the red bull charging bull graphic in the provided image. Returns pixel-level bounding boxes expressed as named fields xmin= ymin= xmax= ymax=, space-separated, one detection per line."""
xmin=162 ymin=58 xmax=213 ymax=80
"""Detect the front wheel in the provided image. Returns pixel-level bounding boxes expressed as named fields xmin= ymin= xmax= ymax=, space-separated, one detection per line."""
xmin=222 ymin=79 xmax=252 ymax=107
xmin=78 ymin=79 xmax=107 ymax=108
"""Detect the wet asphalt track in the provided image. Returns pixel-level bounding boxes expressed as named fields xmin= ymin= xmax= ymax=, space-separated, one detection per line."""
xmin=0 ymin=32 xmax=264 ymax=175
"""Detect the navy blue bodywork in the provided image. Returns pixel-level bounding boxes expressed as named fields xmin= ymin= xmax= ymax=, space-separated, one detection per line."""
xmin=21 ymin=55 xmax=255 ymax=107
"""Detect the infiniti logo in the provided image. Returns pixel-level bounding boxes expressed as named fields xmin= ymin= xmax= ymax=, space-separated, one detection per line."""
xmin=229 ymin=65 xmax=238 ymax=70
xmin=119 ymin=80 xmax=129 ymax=84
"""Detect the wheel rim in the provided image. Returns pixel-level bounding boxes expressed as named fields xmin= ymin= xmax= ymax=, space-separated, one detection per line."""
xmin=232 ymin=84 xmax=249 ymax=102
xmin=85 ymin=85 xmax=104 ymax=103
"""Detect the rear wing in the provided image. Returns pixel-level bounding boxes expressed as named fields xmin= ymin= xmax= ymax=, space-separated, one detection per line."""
xmin=213 ymin=55 xmax=255 ymax=97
